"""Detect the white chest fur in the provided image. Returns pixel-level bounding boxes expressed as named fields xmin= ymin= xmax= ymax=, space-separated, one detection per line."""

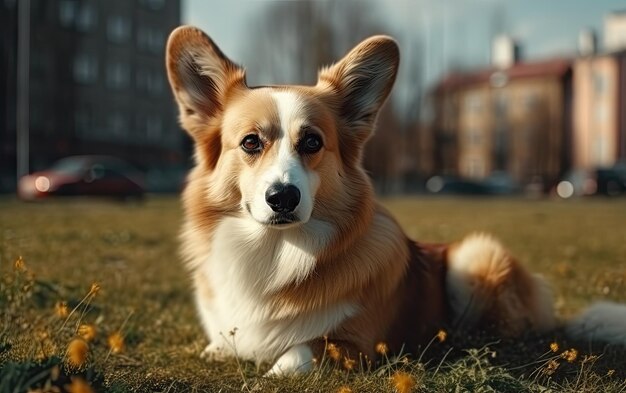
xmin=194 ymin=217 xmax=356 ymax=362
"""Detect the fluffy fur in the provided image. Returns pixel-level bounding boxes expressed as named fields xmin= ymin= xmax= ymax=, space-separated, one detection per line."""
xmin=165 ymin=26 xmax=626 ymax=374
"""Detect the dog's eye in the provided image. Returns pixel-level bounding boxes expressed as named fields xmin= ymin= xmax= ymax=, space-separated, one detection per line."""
xmin=241 ymin=134 xmax=262 ymax=153
xmin=299 ymin=134 xmax=323 ymax=154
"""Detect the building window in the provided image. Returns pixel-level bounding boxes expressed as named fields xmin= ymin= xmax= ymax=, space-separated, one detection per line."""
xmin=139 ymin=0 xmax=165 ymax=10
xmin=75 ymin=107 xmax=93 ymax=136
xmin=593 ymin=72 xmax=607 ymax=95
xmin=136 ymin=68 xmax=164 ymax=95
xmin=75 ymin=3 xmax=97 ymax=32
xmin=146 ymin=115 xmax=163 ymax=140
xmin=106 ymin=62 xmax=130 ymax=90
xmin=464 ymin=93 xmax=482 ymax=113
xmin=107 ymin=15 xmax=131 ymax=43
xmin=59 ymin=0 xmax=77 ymax=27
xmin=594 ymin=103 xmax=608 ymax=123
xmin=465 ymin=128 xmax=482 ymax=146
xmin=108 ymin=112 xmax=128 ymax=137
xmin=137 ymin=26 xmax=165 ymax=54
xmin=73 ymin=54 xmax=98 ymax=84
xmin=523 ymin=93 xmax=538 ymax=110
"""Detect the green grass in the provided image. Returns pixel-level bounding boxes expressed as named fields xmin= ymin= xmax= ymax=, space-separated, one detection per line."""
xmin=1 ymin=196 xmax=625 ymax=392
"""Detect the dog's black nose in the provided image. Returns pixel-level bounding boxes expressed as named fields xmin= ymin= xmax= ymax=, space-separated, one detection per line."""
xmin=265 ymin=183 xmax=300 ymax=213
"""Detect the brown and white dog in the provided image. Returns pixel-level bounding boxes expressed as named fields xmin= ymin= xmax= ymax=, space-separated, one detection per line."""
xmin=165 ymin=26 xmax=626 ymax=375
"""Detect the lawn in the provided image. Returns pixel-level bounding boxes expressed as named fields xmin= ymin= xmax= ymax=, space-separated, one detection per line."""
xmin=1 ymin=196 xmax=625 ymax=392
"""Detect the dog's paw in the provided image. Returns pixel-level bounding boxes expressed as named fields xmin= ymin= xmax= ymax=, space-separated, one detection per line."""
xmin=200 ymin=342 xmax=230 ymax=362
xmin=264 ymin=344 xmax=314 ymax=376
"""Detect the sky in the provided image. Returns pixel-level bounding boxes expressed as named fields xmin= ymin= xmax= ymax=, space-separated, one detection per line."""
xmin=182 ymin=0 xmax=626 ymax=89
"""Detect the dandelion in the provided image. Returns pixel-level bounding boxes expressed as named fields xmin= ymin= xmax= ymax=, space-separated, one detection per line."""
xmin=436 ymin=329 xmax=447 ymax=343
xmin=89 ymin=282 xmax=100 ymax=296
xmin=108 ymin=331 xmax=125 ymax=354
xmin=14 ymin=256 xmax=26 ymax=271
xmin=375 ymin=342 xmax=389 ymax=355
xmin=326 ymin=342 xmax=340 ymax=361
xmin=391 ymin=371 xmax=416 ymax=393
xmin=544 ymin=359 xmax=560 ymax=375
xmin=337 ymin=386 xmax=352 ymax=393
xmin=65 ymin=377 xmax=95 ymax=393
xmin=67 ymin=338 xmax=89 ymax=368
xmin=549 ymin=342 xmax=559 ymax=353
xmin=343 ymin=357 xmax=356 ymax=371
xmin=55 ymin=301 xmax=69 ymax=318
xmin=78 ymin=324 xmax=97 ymax=342
xmin=561 ymin=348 xmax=578 ymax=363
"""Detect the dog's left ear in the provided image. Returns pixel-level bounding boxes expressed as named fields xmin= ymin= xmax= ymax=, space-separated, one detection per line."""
xmin=318 ymin=36 xmax=399 ymax=135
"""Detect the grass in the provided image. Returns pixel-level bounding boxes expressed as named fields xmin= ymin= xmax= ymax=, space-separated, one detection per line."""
xmin=0 ymin=195 xmax=625 ymax=392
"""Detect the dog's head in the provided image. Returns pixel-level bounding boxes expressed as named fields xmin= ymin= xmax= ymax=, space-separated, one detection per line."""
xmin=166 ymin=26 xmax=399 ymax=229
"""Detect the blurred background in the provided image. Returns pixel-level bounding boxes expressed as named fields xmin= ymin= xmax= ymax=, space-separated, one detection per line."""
xmin=2 ymin=0 xmax=626 ymax=200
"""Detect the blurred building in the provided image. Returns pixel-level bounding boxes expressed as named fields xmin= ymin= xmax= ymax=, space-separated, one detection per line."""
xmin=431 ymin=58 xmax=572 ymax=189
xmin=0 ymin=0 xmax=184 ymax=192
xmin=573 ymin=11 xmax=626 ymax=171
xmin=430 ymin=11 xmax=626 ymax=192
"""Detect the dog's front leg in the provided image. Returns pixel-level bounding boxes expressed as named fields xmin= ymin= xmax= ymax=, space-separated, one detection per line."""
xmin=265 ymin=339 xmax=364 ymax=376
xmin=265 ymin=344 xmax=315 ymax=376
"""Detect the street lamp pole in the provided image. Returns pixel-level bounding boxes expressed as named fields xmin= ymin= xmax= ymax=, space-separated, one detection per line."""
xmin=16 ymin=0 xmax=31 ymax=184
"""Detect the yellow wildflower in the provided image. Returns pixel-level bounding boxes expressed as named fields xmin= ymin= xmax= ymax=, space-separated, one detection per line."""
xmin=78 ymin=324 xmax=97 ymax=342
xmin=375 ymin=342 xmax=389 ymax=355
xmin=14 ymin=256 xmax=26 ymax=271
xmin=326 ymin=342 xmax=340 ymax=361
xmin=65 ymin=377 xmax=95 ymax=393
xmin=108 ymin=332 xmax=125 ymax=354
xmin=549 ymin=342 xmax=559 ymax=353
xmin=343 ymin=357 xmax=356 ymax=371
xmin=436 ymin=329 xmax=447 ymax=343
xmin=89 ymin=282 xmax=100 ymax=296
xmin=337 ymin=386 xmax=352 ymax=393
xmin=392 ymin=371 xmax=416 ymax=393
xmin=562 ymin=348 xmax=578 ymax=363
xmin=55 ymin=301 xmax=69 ymax=318
xmin=544 ymin=359 xmax=560 ymax=375
xmin=67 ymin=338 xmax=89 ymax=368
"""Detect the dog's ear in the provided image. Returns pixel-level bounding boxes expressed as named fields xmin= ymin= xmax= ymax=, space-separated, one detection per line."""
xmin=318 ymin=35 xmax=399 ymax=137
xmin=166 ymin=26 xmax=246 ymax=138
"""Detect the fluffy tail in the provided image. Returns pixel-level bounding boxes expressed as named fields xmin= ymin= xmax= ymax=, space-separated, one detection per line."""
xmin=565 ymin=302 xmax=626 ymax=346
xmin=445 ymin=233 xmax=626 ymax=346
xmin=445 ymin=233 xmax=556 ymax=336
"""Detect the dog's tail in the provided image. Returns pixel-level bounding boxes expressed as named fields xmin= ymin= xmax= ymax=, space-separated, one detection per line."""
xmin=565 ymin=301 xmax=626 ymax=346
xmin=445 ymin=233 xmax=556 ymax=336
xmin=445 ymin=233 xmax=626 ymax=346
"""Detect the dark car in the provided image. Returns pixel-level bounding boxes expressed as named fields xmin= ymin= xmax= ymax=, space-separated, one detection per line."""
xmin=425 ymin=175 xmax=491 ymax=195
xmin=18 ymin=155 xmax=145 ymax=201
xmin=556 ymin=167 xmax=626 ymax=198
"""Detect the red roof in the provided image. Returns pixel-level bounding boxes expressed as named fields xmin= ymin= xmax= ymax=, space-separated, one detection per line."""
xmin=434 ymin=58 xmax=572 ymax=93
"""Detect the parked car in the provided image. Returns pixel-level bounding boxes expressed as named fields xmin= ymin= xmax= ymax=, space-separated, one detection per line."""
xmin=555 ymin=167 xmax=626 ymax=199
xmin=18 ymin=155 xmax=145 ymax=201
xmin=425 ymin=173 xmax=520 ymax=196
xmin=425 ymin=175 xmax=491 ymax=195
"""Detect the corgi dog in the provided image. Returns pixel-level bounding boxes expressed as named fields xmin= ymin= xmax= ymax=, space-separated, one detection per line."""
xmin=165 ymin=26 xmax=626 ymax=375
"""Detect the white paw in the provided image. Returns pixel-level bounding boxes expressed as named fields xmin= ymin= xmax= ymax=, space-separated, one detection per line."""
xmin=200 ymin=342 xmax=230 ymax=362
xmin=265 ymin=344 xmax=314 ymax=376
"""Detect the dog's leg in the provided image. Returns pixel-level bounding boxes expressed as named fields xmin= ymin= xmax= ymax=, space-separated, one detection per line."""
xmin=265 ymin=344 xmax=315 ymax=376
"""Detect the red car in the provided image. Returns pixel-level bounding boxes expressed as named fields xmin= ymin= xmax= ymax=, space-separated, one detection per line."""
xmin=18 ymin=155 xmax=145 ymax=201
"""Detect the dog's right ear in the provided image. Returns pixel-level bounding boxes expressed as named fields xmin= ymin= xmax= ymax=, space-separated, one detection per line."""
xmin=166 ymin=26 xmax=246 ymax=138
